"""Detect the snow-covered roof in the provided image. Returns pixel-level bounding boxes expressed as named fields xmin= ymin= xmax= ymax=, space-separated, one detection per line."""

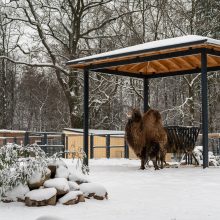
xmin=63 ymin=128 xmax=125 ymax=136
xmin=67 ymin=35 xmax=220 ymax=65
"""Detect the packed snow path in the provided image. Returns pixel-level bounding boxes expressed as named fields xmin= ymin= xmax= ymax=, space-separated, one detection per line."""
xmin=1 ymin=159 xmax=220 ymax=220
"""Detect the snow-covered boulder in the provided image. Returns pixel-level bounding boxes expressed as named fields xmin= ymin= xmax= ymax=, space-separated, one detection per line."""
xmin=44 ymin=178 xmax=69 ymax=195
xmin=58 ymin=191 xmax=85 ymax=205
xmin=193 ymin=146 xmax=220 ymax=166
xmin=69 ymin=172 xmax=90 ymax=184
xmin=68 ymin=181 xmax=80 ymax=191
xmin=25 ymin=188 xmax=57 ymax=206
xmin=207 ymin=152 xmax=219 ymax=166
xmin=48 ymin=159 xmax=67 ymax=167
xmin=209 ymin=158 xmax=219 ymax=166
xmin=28 ymin=168 xmax=51 ymax=190
xmin=2 ymin=184 xmax=30 ymax=202
xmin=209 ymin=151 xmax=216 ymax=159
xmin=55 ymin=165 xmax=69 ymax=179
xmin=193 ymin=146 xmax=203 ymax=165
xmin=47 ymin=165 xmax=56 ymax=179
xmin=80 ymin=183 xmax=108 ymax=200
xmin=48 ymin=159 xmax=66 ymax=178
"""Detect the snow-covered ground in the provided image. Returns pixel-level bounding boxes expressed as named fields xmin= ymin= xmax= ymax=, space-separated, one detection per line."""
xmin=1 ymin=158 xmax=220 ymax=220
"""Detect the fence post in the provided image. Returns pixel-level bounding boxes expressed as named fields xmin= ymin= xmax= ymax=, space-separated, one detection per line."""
xmin=42 ymin=133 xmax=48 ymax=154
xmin=61 ymin=133 xmax=65 ymax=158
xmin=24 ymin=132 xmax=29 ymax=146
xmin=65 ymin=135 xmax=68 ymax=158
xmin=90 ymin=134 xmax=94 ymax=159
xmin=43 ymin=133 xmax=48 ymax=145
xmin=124 ymin=139 xmax=129 ymax=159
xmin=106 ymin=134 xmax=110 ymax=159
xmin=3 ymin=138 xmax=7 ymax=145
xmin=217 ymin=138 xmax=220 ymax=155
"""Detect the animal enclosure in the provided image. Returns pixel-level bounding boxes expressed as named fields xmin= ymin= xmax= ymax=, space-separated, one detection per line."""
xmin=63 ymin=128 xmax=172 ymax=161
xmin=63 ymin=128 xmax=135 ymax=159
xmin=67 ymin=35 xmax=220 ymax=167
xmin=0 ymin=130 xmax=65 ymax=156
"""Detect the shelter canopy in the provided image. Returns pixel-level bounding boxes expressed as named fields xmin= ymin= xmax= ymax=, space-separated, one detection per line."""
xmin=67 ymin=35 xmax=220 ymax=78
xmin=67 ymin=35 xmax=220 ymax=168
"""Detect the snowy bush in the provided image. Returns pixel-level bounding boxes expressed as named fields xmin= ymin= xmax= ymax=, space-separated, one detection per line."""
xmin=193 ymin=146 xmax=220 ymax=166
xmin=0 ymin=144 xmax=48 ymax=198
xmin=62 ymin=149 xmax=89 ymax=175
xmin=0 ymin=143 xmax=91 ymax=203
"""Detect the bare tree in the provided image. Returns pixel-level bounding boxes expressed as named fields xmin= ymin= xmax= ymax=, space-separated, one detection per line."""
xmin=0 ymin=1 xmax=17 ymax=129
xmin=1 ymin=0 xmax=129 ymax=128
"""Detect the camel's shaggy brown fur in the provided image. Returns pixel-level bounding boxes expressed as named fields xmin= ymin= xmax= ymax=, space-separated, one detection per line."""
xmin=125 ymin=108 xmax=167 ymax=170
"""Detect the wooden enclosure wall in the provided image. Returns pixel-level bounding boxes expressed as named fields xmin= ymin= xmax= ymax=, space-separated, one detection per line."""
xmin=66 ymin=134 xmax=134 ymax=159
xmin=65 ymin=133 xmax=171 ymax=161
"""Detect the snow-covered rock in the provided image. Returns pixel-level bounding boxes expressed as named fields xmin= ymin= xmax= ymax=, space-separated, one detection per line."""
xmin=47 ymin=165 xmax=56 ymax=179
xmin=193 ymin=146 xmax=220 ymax=166
xmin=209 ymin=158 xmax=219 ymax=166
xmin=69 ymin=172 xmax=90 ymax=184
xmin=28 ymin=168 xmax=51 ymax=190
xmin=55 ymin=165 xmax=69 ymax=179
xmin=58 ymin=191 xmax=85 ymax=205
xmin=25 ymin=188 xmax=57 ymax=206
xmin=193 ymin=146 xmax=203 ymax=165
xmin=48 ymin=159 xmax=68 ymax=179
xmin=44 ymin=178 xmax=69 ymax=195
xmin=3 ymin=184 xmax=30 ymax=202
xmin=68 ymin=181 xmax=80 ymax=191
xmin=80 ymin=183 xmax=108 ymax=200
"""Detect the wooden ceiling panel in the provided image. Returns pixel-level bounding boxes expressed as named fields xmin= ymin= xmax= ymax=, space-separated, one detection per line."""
xmin=183 ymin=55 xmax=201 ymax=68
xmin=207 ymin=55 xmax=220 ymax=66
xmin=172 ymin=57 xmax=194 ymax=69
xmin=146 ymin=62 xmax=162 ymax=73
xmin=105 ymin=53 xmax=220 ymax=76
xmin=151 ymin=60 xmax=169 ymax=72
xmin=125 ymin=62 xmax=149 ymax=72
xmin=160 ymin=59 xmax=181 ymax=70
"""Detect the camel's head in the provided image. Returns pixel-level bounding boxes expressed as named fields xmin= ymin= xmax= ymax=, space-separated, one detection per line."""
xmin=127 ymin=108 xmax=142 ymax=123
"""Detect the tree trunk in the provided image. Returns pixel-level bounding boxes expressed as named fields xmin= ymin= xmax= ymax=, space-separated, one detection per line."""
xmin=0 ymin=58 xmax=7 ymax=129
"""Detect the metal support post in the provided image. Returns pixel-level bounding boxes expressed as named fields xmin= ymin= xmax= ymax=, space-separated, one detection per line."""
xmin=143 ymin=77 xmax=149 ymax=112
xmin=83 ymin=69 xmax=89 ymax=166
xmin=106 ymin=134 xmax=110 ymax=159
xmin=201 ymin=49 xmax=209 ymax=168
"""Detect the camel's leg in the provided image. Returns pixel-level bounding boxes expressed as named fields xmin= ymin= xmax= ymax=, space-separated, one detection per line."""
xmin=160 ymin=157 xmax=164 ymax=169
xmin=153 ymin=159 xmax=159 ymax=170
xmin=156 ymin=154 xmax=159 ymax=168
xmin=159 ymin=143 xmax=167 ymax=169
xmin=140 ymin=147 xmax=147 ymax=170
xmin=152 ymin=156 xmax=159 ymax=170
xmin=140 ymin=158 xmax=145 ymax=170
xmin=160 ymin=152 xmax=166 ymax=169
xmin=152 ymin=142 xmax=160 ymax=170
